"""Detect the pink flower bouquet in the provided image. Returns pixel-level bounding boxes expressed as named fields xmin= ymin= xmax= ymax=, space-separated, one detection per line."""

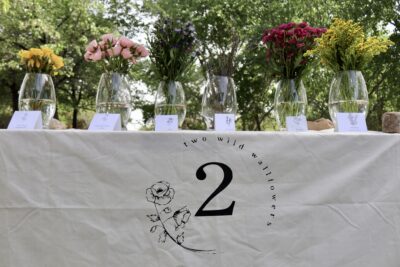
xmin=84 ymin=33 xmax=149 ymax=74
xmin=262 ymin=22 xmax=326 ymax=79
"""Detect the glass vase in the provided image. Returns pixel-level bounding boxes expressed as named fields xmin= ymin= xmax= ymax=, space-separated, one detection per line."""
xmin=18 ymin=73 xmax=56 ymax=129
xmin=201 ymin=75 xmax=237 ymax=130
xmin=154 ymin=81 xmax=186 ymax=128
xmin=328 ymin=70 xmax=369 ymax=127
xmin=274 ymin=78 xmax=307 ymax=130
xmin=96 ymin=73 xmax=132 ymax=130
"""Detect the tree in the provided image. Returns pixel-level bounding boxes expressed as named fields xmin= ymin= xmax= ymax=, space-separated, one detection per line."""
xmin=142 ymin=0 xmax=399 ymax=130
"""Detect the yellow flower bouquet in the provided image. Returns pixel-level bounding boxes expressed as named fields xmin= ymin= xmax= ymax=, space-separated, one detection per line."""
xmin=306 ymin=18 xmax=393 ymax=72
xmin=18 ymin=47 xmax=64 ymax=75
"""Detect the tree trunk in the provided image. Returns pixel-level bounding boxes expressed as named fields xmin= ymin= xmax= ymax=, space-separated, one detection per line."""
xmin=72 ymin=108 xmax=78 ymax=128
xmin=254 ymin=114 xmax=261 ymax=131
xmin=10 ymin=82 xmax=19 ymax=111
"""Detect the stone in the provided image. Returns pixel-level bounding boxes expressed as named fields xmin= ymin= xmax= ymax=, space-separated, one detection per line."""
xmin=307 ymin=118 xmax=334 ymax=131
xmin=49 ymin=118 xmax=67 ymax=130
xmin=382 ymin=112 xmax=400 ymax=133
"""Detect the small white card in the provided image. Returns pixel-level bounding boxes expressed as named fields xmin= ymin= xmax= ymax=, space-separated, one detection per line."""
xmin=336 ymin=112 xmax=368 ymax=132
xmin=88 ymin=113 xmax=121 ymax=131
xmin=7 ymin=111 xmax=43 ymax=130
xmin=215 ymin=113 xmax=235 ymax=132
xmin=155 ymin=115 xmax=178 ymax=131
xmin=286 ymin=115 xmax=308 ymax=132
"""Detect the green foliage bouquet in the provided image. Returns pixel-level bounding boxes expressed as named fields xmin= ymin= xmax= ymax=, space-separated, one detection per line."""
xmin=207 ymin=33 xmax=241 ymax=77
xmin=306 ymin=18 xmax=394 ymax=72
xmin=148 ymin=17 xmax=198 ymax=81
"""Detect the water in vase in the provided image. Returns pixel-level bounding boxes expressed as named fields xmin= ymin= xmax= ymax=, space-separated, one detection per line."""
xmin=155 ymin=104 xmax=186 ymax=127
xmin=19 ymin=98 xmax=56 ymax=128
xmin=97 ymin=102 xmax=132 ymax=129
xmin=329 ymin=100 xmax=369 ymax=125
xmin=275 ymin=101 xmax=306 ymax=130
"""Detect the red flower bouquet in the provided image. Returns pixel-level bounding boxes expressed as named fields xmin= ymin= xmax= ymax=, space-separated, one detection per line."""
xmin=262 ymin=22 xmax=326 ymax=79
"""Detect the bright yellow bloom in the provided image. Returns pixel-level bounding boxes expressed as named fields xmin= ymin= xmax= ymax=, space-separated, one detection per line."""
xmin=41 ymin=47 xmax=54 ymax=57
xmin=18 ymin=47 xmax=64 ymax=74
xmin=18 ymin=50 xmax=32 ymax=60
xmin=51 ymin=54 xmax=64 ymax=69
xmin=28 ymin=59 xmax=35 ymax=68
xmin=29 ymin=48 xmax=44 ymax=57
xmin=306 ymin=18 xmax=394 ymax=71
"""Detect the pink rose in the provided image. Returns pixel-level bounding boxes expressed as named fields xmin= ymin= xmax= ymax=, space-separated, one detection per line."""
xmin=112 ymin=44 xmax=122 ymax=56
xmin=136 ymin=45 xmax=149 ymax=57
xmin=101 ymin=33 xmax=117 ymax=45
xmin=105 ymin=44 xmax=122 ymax=57
xmin=121 ymin=48 xmax=133 ymax=59
xmin=119 ymin=36 xmax=135 ymax=48
xmin=86 ymin=40 xmax=98 ymax=53
xmin=91 ymin=48 xmax=103 ymax=61
xmin=98 ymin=40 xmax=106 ymax=50
xmin=84 ymin=51 xmax=92 ymax=61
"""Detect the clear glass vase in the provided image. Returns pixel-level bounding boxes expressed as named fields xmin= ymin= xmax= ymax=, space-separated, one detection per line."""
xmin=328 ymin=70 xmax=369 ymax=127
xmin=154 ymin=81 xmax=186 ymax=128
xmin=274 ymin=78 xmax=307 ymax=130
xmin=18 ymin=73 xmax=56 ymax=129
xmin=96 ymin=73 xmax=132 ymax=130
xmin=201 ymin=75 xmax=237 ymax=130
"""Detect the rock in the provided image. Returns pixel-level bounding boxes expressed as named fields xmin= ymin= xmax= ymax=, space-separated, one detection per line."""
xmin=382 ymin=112 xmax=400 ymax=133
xmin=49 ymin=118 xmax=67 ymax=130
xmin=307 ymin=118 xmax=334 ymax=131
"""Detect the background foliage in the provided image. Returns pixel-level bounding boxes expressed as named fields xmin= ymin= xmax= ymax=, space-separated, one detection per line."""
xmin=0 ymin=0 xmax=398 ymax=130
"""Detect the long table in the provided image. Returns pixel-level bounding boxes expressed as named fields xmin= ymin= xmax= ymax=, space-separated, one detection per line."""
xmin=0 ymin=130 xmax=399 ymax=267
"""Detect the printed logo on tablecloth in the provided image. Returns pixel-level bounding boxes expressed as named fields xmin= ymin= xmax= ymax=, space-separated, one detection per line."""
xmin=145 ymin=136 xmax=277 ymax=254
xmin=146 ymin=181 xmax=215 ymax=253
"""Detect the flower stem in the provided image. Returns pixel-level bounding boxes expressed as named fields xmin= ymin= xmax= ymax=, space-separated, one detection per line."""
xmin=154 ymin=203 xmax=216 ymax=254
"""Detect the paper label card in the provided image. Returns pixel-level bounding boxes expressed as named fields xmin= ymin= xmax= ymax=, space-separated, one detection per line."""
xmin=155 ymin=115 xmax=178 ymax=131
xmin=7 ymin=111 xmax=42 ymax=130
xmin=286 ymin=115 xmax=308 ymax=132
xmin=336 ymin=112 xmax=368 ymax=132
xmin=88 ymin=113 xmax=121 ymax=131
xmin=215 ymin=113 xmax=235 ymax=132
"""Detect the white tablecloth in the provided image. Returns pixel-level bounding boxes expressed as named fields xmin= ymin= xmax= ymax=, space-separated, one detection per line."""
xmin=0 ymin=130 xmax=399 ymax=267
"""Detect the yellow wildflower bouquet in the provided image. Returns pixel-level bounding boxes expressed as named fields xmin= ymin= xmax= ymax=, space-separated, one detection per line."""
xmin=306 ymin=19 xmax=393 ymax=72
xmin=18 ymin=47 xmax=64 ymax=75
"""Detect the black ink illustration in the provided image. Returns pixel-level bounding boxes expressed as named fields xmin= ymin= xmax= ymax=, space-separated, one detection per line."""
xmin=146 ymin=181 xmax=215 ymax=253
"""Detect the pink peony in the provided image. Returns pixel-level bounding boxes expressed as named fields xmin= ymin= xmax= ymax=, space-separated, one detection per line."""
xmin=119 ymin=36 xmax=135 ymax=48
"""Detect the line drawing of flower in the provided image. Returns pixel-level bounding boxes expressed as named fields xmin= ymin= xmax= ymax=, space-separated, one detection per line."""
xmin=146 ymin=181 xmax=175 ymax=205
xmin=146 ymin=181 xmax=215 ymax=253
